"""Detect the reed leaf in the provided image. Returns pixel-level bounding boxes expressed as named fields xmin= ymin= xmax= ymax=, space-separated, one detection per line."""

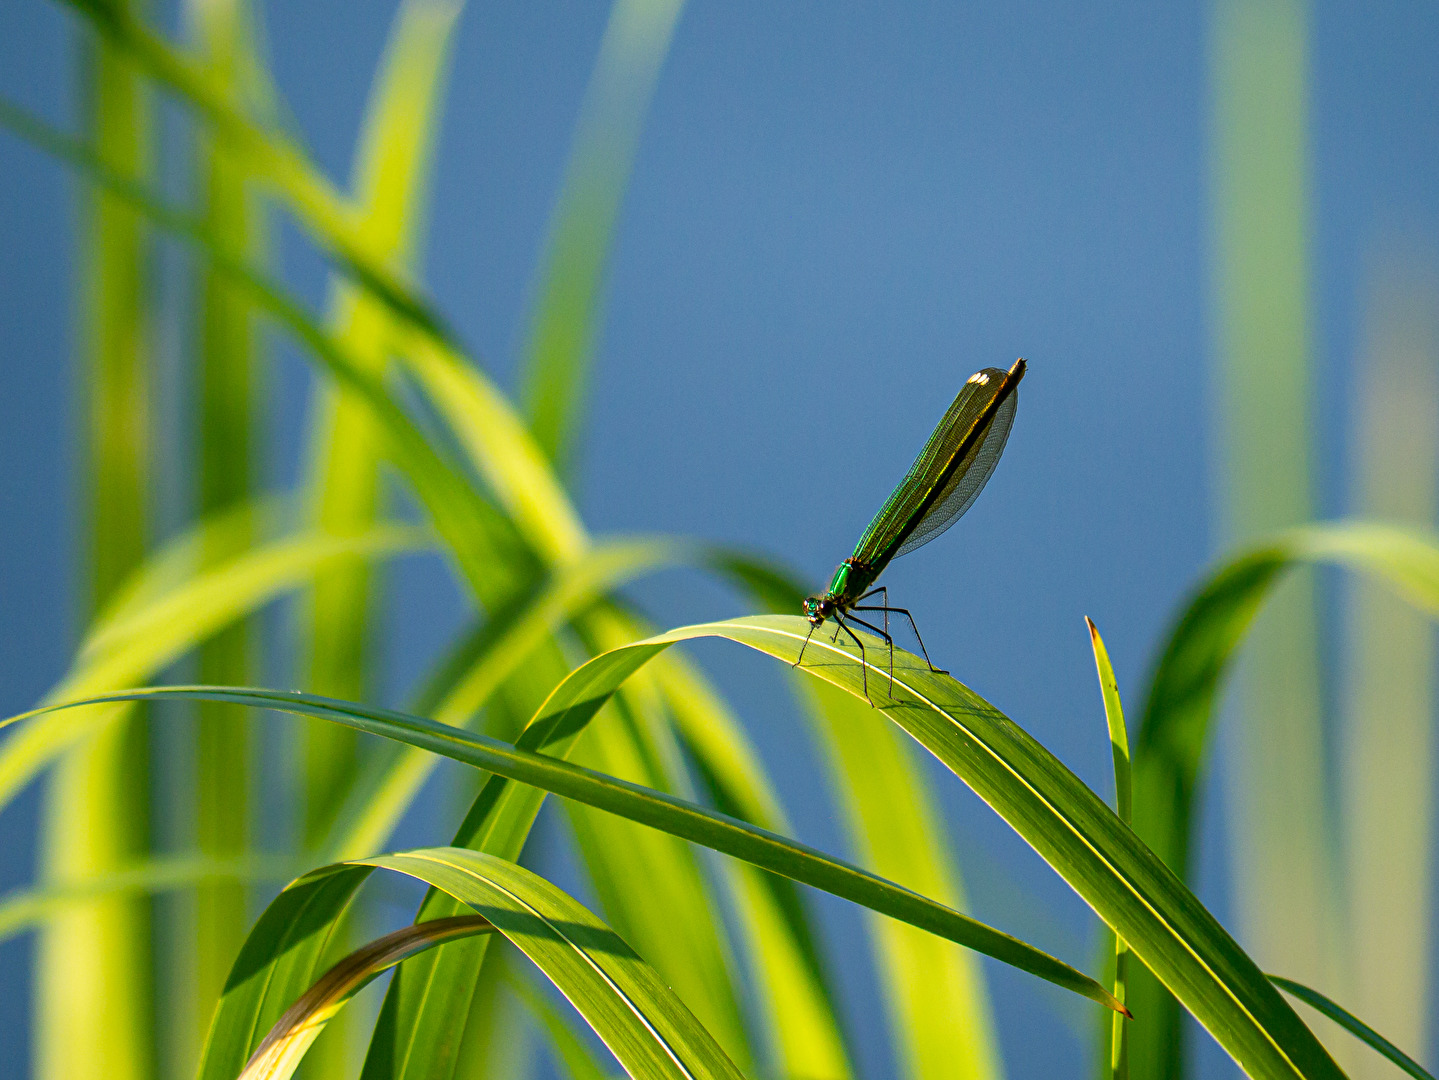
xmin=1130 ymin=520 xmax=1439 ymax=1077
xmin=1087 ymin=618 xmax=1130 ymax=1080
xmin=5 ymin=683 xmax=1124 ymax=1015
xmin=803 ymin=677 xmax=1002 ymax=1080
xmin=519 ymin=0 xmax=687 ymax=469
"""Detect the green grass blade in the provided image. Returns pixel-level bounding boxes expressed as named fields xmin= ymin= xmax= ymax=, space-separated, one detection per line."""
xmin=1342 ymin=250 xmax=1439 ymax=1074
xmin=0 ymin=855 xmax=296 ymax=945
xmin=187 ymin=0 xmax=268 ymax=1053
xmin=509 ymin=972 xmax=620 ymax=1080
xmin=403 ymin=338 xmax=590 ymax=562
xmin=1087 ymin=618 xmax=1130 ymax=1080
xmin=321 ymin=538 xmax=700 ymax=860
xmin=209 ymin=851 xmax=745 ymax=1080
xmin=1210 ymin=2 xmax=1333 ymax=1077
xmin=803 ymin=677 xmax=1002 ymax=1080
xmin=1131 ymin=519 xmax=1439 ymax=1077
xmin=519 ymin=0 xmax=686 ymax=469
xmin=41 ymin=10 xmax=155 ymax=1075
xmin=303 ymin=0 xmax=463 ymax=850
xmin=0 ymin=524 xmax=428 ymax=814
xmin=1269 ymin=977 xmax=1435 ymax=1080
xmin=648 ymin=647 xmax=854 ymax=1079
xmin=7 ymin=683 xmax=1124 ymax=1016
xmin=237 ymin=916 xmax=497 ymax=1080
xmin=0 ymin=98 xmax=539 ymax=606
xmin=56 ymin=0 xmax=460 ymax=352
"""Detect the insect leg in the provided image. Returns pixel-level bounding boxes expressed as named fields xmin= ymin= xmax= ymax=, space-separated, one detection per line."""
xmin=832 ymin=613 xmax=871 ymax=704
xmin=857 ymin=587 xmax=893 ymax=645
xmin=795 ymin=620 xmax=819 ymax=668
xmin=845 ymin=613 xmax=895 ymax=697
xmin=857 ymin=604 xmax=947 ymax=675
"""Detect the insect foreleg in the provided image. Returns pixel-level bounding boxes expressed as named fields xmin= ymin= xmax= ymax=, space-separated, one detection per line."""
xmin=795 ymin=620 xmax=819 ymax=668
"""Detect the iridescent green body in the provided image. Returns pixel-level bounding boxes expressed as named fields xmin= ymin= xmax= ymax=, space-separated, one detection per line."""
xmin=799 ymin=358 xmax=1026 ymax=694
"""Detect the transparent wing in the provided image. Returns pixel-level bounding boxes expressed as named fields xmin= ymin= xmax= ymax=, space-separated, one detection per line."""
xmin=851 ymin=363 xmax=1021 ymax=568
xmin=894 ymin=389 xmax=1016 ymax=556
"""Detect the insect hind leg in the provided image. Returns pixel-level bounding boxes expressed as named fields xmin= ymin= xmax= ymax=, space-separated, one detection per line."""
xmin=850 ymin=602 xmax=948 ymax=675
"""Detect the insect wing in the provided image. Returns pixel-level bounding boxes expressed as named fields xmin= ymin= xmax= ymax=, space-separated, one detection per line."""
xmin=893 ymin=386 xmax=1016 ymax=556
xmin=850 ymin=363 xmax=1021 ymax=567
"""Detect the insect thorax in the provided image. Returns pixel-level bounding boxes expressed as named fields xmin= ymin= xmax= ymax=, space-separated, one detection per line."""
xmin=825 ymin=559 xmax=877 ymax=607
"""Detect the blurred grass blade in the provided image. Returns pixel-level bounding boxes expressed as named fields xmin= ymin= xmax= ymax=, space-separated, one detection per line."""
xmin=1269 ymin=976 xmax=1436 ymax=1080
xmin=42 ymin=6 xmax=155 ymax=1073
xmin=0 ymin=524 xmax=428 ymax=813
xmin=187 ymin=0 xmax=269 ymax=1049
xmin=303 ymin=0 xmax=463 ymax=851
xmin=292 ymin=11 xmax=462 ymax=1065
xmin=648 ymin=645 xmax=854 ymax=1079
xmin=1342 ymin=245 xmax=1439 ymax=1076
xmin=803 ymin=677 xmax=1001 ymax=1080
xmin=321 ymin=537 xmax=698 ymax=860
xmin=0 ymin=855 xmax=296 ymax=945
xmin=565 ymin=610 xmax=754 ymax=1071
xmin=238 ymin=916 xmax=495 ymax=1080
xmin=1087 ymin=618 xmax=1130 ymax=1080
xmin=55 ymin=0 xmax=460 ymax=352
xmin=1131 ymin=519 xmax=1439 ymax=1078
xmin=211 ymin=850 xmax=745 ymax=1080
xmin=509 ymin=972 xmax=620 ymax=1080
xmin=404 ymin=337 xmax=589 ymax=563
xmin=520 ymin=0 xmax=687 ymax=469
xmin=0 ymin=98 xmax=540 ymax=607
xmin=1211 ymin=4 xmax=1334 ymax=1078
xmin=8 ymin=684 xmax=1125 ymax=1015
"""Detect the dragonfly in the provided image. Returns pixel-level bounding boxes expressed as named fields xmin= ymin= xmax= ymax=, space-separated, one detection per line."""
xmin=798 ymin=356 xmax=1026 ymax=700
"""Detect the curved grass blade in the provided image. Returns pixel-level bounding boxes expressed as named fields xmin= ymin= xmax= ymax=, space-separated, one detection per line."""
xmin=1087 ymin=618 xmax=1130 ymax=1080
xmin=519 ymin=0 xmax=687 ymax=469
xmin=803 ymin=677 xmax=1001 ymax=1080
xmin=367 ymin=850 xmax=738 ymax=1080
xmin=236 ymin=850 xmax=743 ymax=1080
xmin=320 ymin=536 xmax=700 ymax=860
xmin=1268 ymin=976 xmax=1435 ymax=1080
xmin=237 ymin=915 xmax=495 ymax=1080
xmin=508 ymin=971 xmax=620 ymax=1080
xmin=0 ymin=98 xmax=537 ymax=607
xmin=303 ymin=0 xmax=464 ymax=851
xmin=1129 ymin=520 xmax=1439 ymax=1072
xmin=0 ymin=855 xmax=296 ymax=945
xmin=54 ymin=0 xmax=460 ymax=351
xmin=312 ymin=612 xmax=1336 ymax=1079
xmin=4 ymin=685 xmax=1122 ymax=1015
xmin=0 ymin=525 xmax=427 ymax=814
